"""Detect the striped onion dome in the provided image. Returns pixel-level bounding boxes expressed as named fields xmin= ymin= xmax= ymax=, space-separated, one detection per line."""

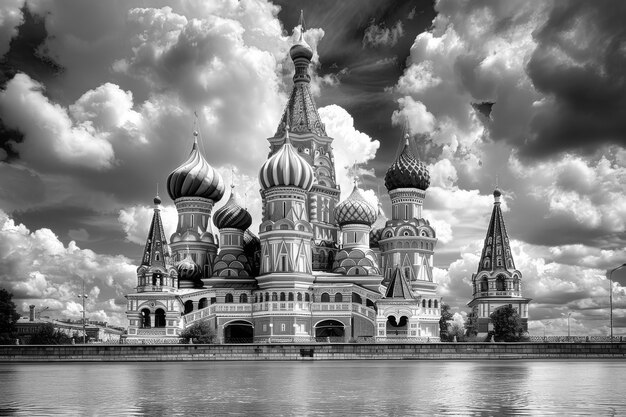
xmin=384 ymin=135 xmax=430 ymax=191
xmin=176 ymin=254 xmax=201 ymax=281
xmin=213 ymin=188 xmax=252 ymax=230
xmin=259 ymin=133 xmax=314 ymax=191
xmin=335 ymin=185 xmax=376 ymax=227
xmin=167 ymin=133 xmax=225 ymax=201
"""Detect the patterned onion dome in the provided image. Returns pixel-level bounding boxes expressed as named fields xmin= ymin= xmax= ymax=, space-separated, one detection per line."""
xmin=213 ymin=190 xmax=252 ymax=230
xmin=335 ymin=185 xmax=377 ymax=226
xmin=259 ymin=136 xmax=314 ymax=191
xmin=167 ymin=134 xmax=225 ymax=201
xmin=176 ymin=254 xmax=201 ymax=281
xmin=384 ymin=135 xmax=430 ymax=191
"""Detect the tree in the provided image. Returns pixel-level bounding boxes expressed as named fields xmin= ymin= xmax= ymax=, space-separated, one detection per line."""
xmin=439 ymin=303 xmax=453 ymax=341
xmin=490 ymin=305 xmax=524 ymax=342
xmin=0 ymin=289 xmax=20 ymax=344
xmin=464 ymin=308 xmax=479 ymax=338
xmin=29 ymin=323 xmax=72 ymax=345
xmin=180 ymin=320 xmax=216 ymax=344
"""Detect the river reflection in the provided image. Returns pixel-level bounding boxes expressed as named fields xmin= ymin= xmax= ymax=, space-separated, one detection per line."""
xmin=0 ymin=360 xmax=624 ymax=416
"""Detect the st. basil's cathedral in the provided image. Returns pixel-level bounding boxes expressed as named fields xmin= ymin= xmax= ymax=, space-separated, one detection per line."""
xmin=125 ymin=20 xmax=530 ymax=343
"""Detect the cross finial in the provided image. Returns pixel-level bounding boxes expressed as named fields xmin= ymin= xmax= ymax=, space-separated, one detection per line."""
xmin=193 ymin=111 xmax=199 ymax=143
xmin=231 ymin=167 xmax=235 ymax=189
xmin=299 ymin=10 xmax=305 ymax=32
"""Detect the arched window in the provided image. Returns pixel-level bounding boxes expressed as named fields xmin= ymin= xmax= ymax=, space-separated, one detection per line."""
xmin=434 ymin=300 xmax=438 ymax=308
xmin=428 ymin=299 xmax=432 ymax=308
xmin=305 ymin=293 xmax=310 ymax=302
xmin=140 ymin=309 xmax=151 ymax=328
xmin=184 ymin=300 xmax=193 ymax=314
xmin=280 ymin=292 xmax=286 ymax=301
xmin=297 ymin=292 xmax=302 ymax=302
xmin=481 ymin=278 xmax=489 ymax=292
xmin=496 ymin=276 xmax=506 ymax=291
xmin=321 ymin=293 xmax=330 ymax=303
xmin=334 ymin=293 xmax=343 ymax=302
xmin=225 ymin=293 xmax=234 ymax=303
xmin=239 ymin=293 xmax=248 ymax=303
xmin=198 ymin=298 xmax=208 ymax=309
xmin=288 ymin=292 xmax=294 ymax=301
xmin=422 ymin=299 xmax=426 ymax=308
xmin=514 ymin=278 xmax=520 ymax=291
xmin=154 ymin=308 xmax=166 ymax=328
xmin=272 ymin=292 xmax=278 ymax=301
xmin=352 ymin=293 xmax=362 ymax=304
xmin=254 ymin=294 xmax=258 ymax=303
xmin=265 ymin=292 xmax=269 ymax=302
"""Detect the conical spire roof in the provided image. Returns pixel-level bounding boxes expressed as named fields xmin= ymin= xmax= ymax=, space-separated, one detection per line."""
xmin=140 ymin=197 xmax=171 ymax=270
xmin=384 ymin=267 xmax=415 ymax=299
xmin=477 ymin=189 xmax=516 ymax=273
xmin=274 ymin=12 xmax=326 ymax=138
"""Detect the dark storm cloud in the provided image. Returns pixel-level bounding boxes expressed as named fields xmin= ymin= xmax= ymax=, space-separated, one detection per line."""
xmin=524 ymin=0 xmax=626 ymax=157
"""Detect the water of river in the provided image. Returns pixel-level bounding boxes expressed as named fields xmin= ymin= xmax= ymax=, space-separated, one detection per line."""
xmin=0 ymin=360 xmax=623 ymax=416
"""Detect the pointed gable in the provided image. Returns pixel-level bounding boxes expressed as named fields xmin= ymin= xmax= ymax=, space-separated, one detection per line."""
xmin=141 ymin=203 xmax=171 ymax=270
xmin=477 ymin=189 xmax=516 ymax=273
xmin=384 ymin=267 xmax=415 ymax=299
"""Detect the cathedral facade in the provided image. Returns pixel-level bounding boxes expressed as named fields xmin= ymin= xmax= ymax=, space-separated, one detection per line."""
xmin=124 ymin=24 xmax=444 ymax=343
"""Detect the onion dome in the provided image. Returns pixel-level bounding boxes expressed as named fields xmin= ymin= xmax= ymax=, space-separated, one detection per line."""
xmin=384 ymin=135 xmax=430 ymax=191
xmin=213 ymin=188 xmax=252 ymax=230
xmin=153 ymin=194 xmax=161 ymax=205
xmin=176 ymin=253 xmax=201 ymax=281
xmin=493 ymin=188 xmax=502 ymax=198
xmin=259 ymin=131 xmax=314 ymax=191
xmin=290 ymin=11 xmax=313 ymax=62
xmin=335 ymin=185 xmax=377 ymax=227
xmin=167 ymin=132 xmax=225 ymax=201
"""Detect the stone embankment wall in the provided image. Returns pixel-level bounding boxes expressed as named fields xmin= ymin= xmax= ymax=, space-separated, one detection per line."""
xmin=1 ymin=343 xmax=625 ymax=362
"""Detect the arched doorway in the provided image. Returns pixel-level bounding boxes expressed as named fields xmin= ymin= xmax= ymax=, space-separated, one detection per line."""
xmin=184 ymin=300 xmax=193 ymax=314
xmin=198 ymin=298 xmax=208 ymax=309
xmin=154 ymin=308 xmax=166 ymax=328
xmin=224 ymin=320 xmax=253 ymax=343
xmin=315 ymin=320 xmax=345 ymax=341
xmin=140 ymin=308 xmax=150 ymax=328
xmin=386 ymin=315 xmax=409 ymax=337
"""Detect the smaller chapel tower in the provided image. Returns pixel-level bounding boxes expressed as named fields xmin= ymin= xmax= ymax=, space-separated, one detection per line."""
xmin=378 ymin=134 xmax=438 ymax=297
xmin=468 ymin=189 xmax=531 ymax=334
xmin=166 ymin=131 xmax=225 ymax=287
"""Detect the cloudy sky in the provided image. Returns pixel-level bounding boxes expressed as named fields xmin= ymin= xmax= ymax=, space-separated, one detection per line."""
xmin=0 ymin=0 xmax=624 ymax=335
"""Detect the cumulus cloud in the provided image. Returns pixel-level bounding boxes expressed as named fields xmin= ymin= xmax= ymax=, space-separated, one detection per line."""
xmin=0 ymin=209 xmax=135 ymax=325
xmin=318 ymin=105 xmax=381 ymax=201
xmin=118 ymin=203 xmax=178 ymax=245
xmin=362 ymin=20 xmax=404 ymax=48
xmin=0 ymin=73 xmax=116 ymax=171
xmin=0 ymin=0 xmax=23 ymax=58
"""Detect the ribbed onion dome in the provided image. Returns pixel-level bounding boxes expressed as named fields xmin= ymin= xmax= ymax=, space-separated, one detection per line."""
xmin=259 ymin=134 xmax=314 ymax=191
xmin=384 ymin=135 xmax=430 ymax=191
xmin=177 ymin=254 xmax=200 ymax=281
xmin=167 ymin=133 xmax=225 ymax=201
xmin=335 ymin=185 xmax=377 ymax=227
xmin=213 ymin=189 xmax=252 ymax=230
xmin=290 ymin=29 xmax=313 ymax=61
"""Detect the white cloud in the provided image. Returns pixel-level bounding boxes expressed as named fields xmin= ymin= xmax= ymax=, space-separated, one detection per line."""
xmin=318 ymin=105 xmax=380 ymax=201
xmin=0 ymin=74 xmax=116 ymax=171
xmin=0 ymin=0 xmax=23 ymax=58
xmin=118 ymin=204 xmax=178 ymax=245
xmin=362 ymin=20 xmax=404 ymax=48
xmin=0 ymin=209 xmax=135 ymax=325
